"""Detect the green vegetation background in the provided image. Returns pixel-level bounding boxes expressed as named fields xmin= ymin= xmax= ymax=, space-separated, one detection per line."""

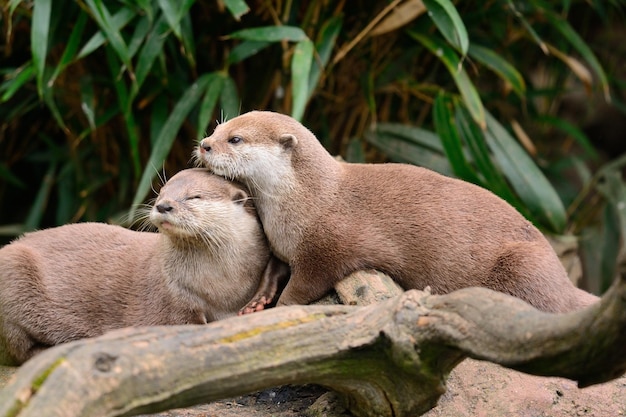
xmin=1 ymin=0 xmax=625 ymax=293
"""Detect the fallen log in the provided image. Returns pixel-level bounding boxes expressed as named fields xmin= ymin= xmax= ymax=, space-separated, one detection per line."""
xmin=0 ymin=270 xmax=624 ymax=417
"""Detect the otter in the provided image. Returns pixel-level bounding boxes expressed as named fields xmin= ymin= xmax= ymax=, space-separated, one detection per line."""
xmin=195 ymin=110 xmax=598 ymax=313
xmin=0 ymin=168 xmax=288 ymax=365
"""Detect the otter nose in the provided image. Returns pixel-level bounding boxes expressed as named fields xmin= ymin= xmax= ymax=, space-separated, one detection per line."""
xmin=200 ymin=140 xmax=211 ymax=152
xmin=156 ymin=202 xmax=173 ymax=213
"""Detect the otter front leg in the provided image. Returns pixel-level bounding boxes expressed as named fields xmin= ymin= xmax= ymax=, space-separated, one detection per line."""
xmin=275 ymin=258 xmax=344 ymax=306
xmin=239 ymin=256 xmax=290 ymax=315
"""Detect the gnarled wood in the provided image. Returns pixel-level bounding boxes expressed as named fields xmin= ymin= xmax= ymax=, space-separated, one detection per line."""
xmin=0 ymin=271 xmax=624 ymax=417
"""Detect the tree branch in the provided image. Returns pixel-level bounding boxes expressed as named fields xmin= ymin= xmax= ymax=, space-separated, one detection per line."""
xmin=1 ymin=271 xmax=624 ymax=417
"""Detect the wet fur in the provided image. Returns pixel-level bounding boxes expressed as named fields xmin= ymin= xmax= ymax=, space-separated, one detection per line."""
xmin=0 ymin=168 xmax=283 ymax=365
xmin=196 ymin=111 xmax=598 ymax=313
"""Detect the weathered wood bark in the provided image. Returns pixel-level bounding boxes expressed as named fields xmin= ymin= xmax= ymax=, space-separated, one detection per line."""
xmin=0 ymin=271 xmax=624 ymax=417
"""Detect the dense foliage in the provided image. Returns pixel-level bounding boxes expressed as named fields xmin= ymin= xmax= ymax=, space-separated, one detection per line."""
xmin=1 ymin=0 xmax=625 ymax=291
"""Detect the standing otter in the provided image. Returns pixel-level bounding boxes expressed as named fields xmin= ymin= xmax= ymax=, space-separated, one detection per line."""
xmin=0 ymin=168 xmax=288 ymax=365
xmin=195 ymin=111 xmax=597 ymax=313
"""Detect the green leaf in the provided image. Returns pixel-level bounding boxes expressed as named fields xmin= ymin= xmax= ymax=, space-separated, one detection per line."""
xmin=179 ymin=14 xmax=197 ymax=69
xmin=156 ymin=0 xmax=195 ymax=40
xmin=219 ymin=75 xmax=241 ymax=122
xmin=150 ymin=94 xmax=168 ymax=146
xmin=105 ymin=45 xmax=141 ymax=179
xmin=376 ymin=123 xmax=444 ymax=153
xmin=580 ymin=203 xmax=620 ymax=293
xmin=228 ymin=26 xmax=308 ymax=42
xmin=223 ymin=0 xmax=250 ymax=20
xmin=467 ymin=44 xmax=526 ymax=98
xmin=80 ymin=77 xmax=96 ymax=130
xmin=409 ymin=31 xmax=485 ymax=128
xmin=454 ymin=104 xmax=521 ymax=210
xmin=542 ymin=10 xmax=611 ymax=101
xmin=49 ymin=10 xmax=88 ymax=86
xmin=422 ymin=0 xmax=469 ymax=55
xmin=135 ymin=15 xmax=170 ymax=91
xmin=25 ymin=160 xmax=57 ymax=231
xmin=197 ymin=73 xmax=225 ymax=138
xmin=537 ymin=115 xmax=598 ymax=159
xmin=127 ymin=14 xmax=152 ymax=59
xmin=309 ymin=16 xmax=342 ymax=94
xmin=77 ymin=7 xmax=135 ymax=59
xmin=365 ymin=125 xmax=453 ymax=176
xmin=31 ymin=0 xmax=52 ymax=97
xmin=433 ymin=92 xmax=481 ymax=184
xmin=227 ymin=40 xmax=272 ymax=65
xmin=484 ymin=111 xmax=567 ymax=232
xmin=291 ymin=39 xmax=314 ymax=121
xmin=84 ymin=0 xmax=134 ymax=78
xmin=506 ymin=0 xmax=548 ymax=54
xmin=1 ymin=62 xmax=35 ymax=102
xmin=131 ymin=74 xmax=214 ymax=219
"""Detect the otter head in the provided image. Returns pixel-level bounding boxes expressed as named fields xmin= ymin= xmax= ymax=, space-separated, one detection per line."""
xmin=195 ymin=111 xmax=303 ymax=193
xmin=150 ymin=168 xmax=258 ymax=247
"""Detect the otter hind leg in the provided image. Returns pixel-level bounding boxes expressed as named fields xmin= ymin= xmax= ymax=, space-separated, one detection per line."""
xmin=488 ymin=241 xmax=598 ymax=313
xmin=0 ymin=320 xmax=44 ymax=365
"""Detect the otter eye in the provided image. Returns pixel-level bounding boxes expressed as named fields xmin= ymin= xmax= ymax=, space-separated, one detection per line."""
xmin=228 ymin=136 xmax=243 ymax=144
xmin=187 ymin=195 xmax=202 ymax=200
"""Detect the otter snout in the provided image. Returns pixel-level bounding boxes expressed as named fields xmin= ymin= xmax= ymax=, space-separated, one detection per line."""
xmin=199 ymin=139 xmax=211 ymax=153
xmin=156 ymin=202 xmax=173 ymax=213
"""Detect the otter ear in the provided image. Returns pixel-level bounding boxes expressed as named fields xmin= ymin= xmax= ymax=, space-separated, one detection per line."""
xmin=279 ymin=134 xmax=297 ymax=149
xmin=232 ymin=190 xmax=248 ymax=205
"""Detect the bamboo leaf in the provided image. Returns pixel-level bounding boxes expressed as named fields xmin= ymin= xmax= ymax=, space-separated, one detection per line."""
xmin=433 ymin=92 xmax=481 ymax=184
xmin=197 ymin=73 xmax=225 ymax=138
xmin=376 ymin=123 xmax=444 ymax=153
xmin=370 ymin=0 xmax=427 ymax=36
xmin=546 ymin=43 xmax=593 ymax=94
xmin=227 ymin=40 xmax=272 ymax=65
xmin=156 ymin=0 xmax=194 ymax=40
xmin=454 ymin=104 xmax=521 ymax=211
xmin=422 ymin=0 xmax=469 ymax=55
xmin=364 ymin=128 xmax=453 ymax=176
xmin=105 ymin=45 xmax=141 ymax=179
xmin=127 ymin=14 xmax=152 ymax=59
xmin=31 ymin=0 xmax=52 ymax=97
xmin=25 ymin=160 xmax=57 ymax=231
xmin=467 ymin=44 xmax=526 ymax=98
xmin=1 ymin=62 xmax=35 ymax=102
xmin=135 ymin=15 xmax=170 ymax=91
xmin=291 ymin=39 xmax=314 ymax=121
xmin=150 ymin=94 xmax=168 ymax=146
xmin=309 ymin=16 xmax=342 ymax=95
xmin=80 ymin=77 xmax=96 ymax=130
xmin=506 ymin=0 xmax=548 ymax=54
xmin=542 ymin=9 xmax=610 ymax=101
xmin=537 ymin=115 xmax=598 ymax=159
xmin=48 ymin=10 xmax=88 ymax=86
xmin=77 ymin=7 xmax=135 ymax=59
xmin=179 ymin=14 xmax=197 ymax=69
xmin=484 ymin=111 xmax=566 ymax=232
xmin=219 ymin=75 xmax=241 ymax=122
xmin=84 ymin=0 xmax=134 ymax=78
xmin=409 ymin=31 xmax=485 ymax=128
xmin=228 ymin=26 xmax=308 ymax=42
xmin=223 ymin=0 xmax=250 ymax=21
xmin=131 ymin=74 xmax=214 ymax=219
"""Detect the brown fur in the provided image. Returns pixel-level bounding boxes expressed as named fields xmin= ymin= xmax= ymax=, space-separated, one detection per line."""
xmin=196 ymin=111 xmax=598 ymax=313
xmin=0 ymin=168 xmax=288 ymax=365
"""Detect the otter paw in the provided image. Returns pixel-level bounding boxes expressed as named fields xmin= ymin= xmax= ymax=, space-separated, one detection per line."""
xmin=238 ymin=296 xmax=271 ymax=315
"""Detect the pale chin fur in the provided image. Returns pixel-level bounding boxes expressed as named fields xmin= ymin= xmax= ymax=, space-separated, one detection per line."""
xmin=197 ymin=144 xmax=297 ymax=197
